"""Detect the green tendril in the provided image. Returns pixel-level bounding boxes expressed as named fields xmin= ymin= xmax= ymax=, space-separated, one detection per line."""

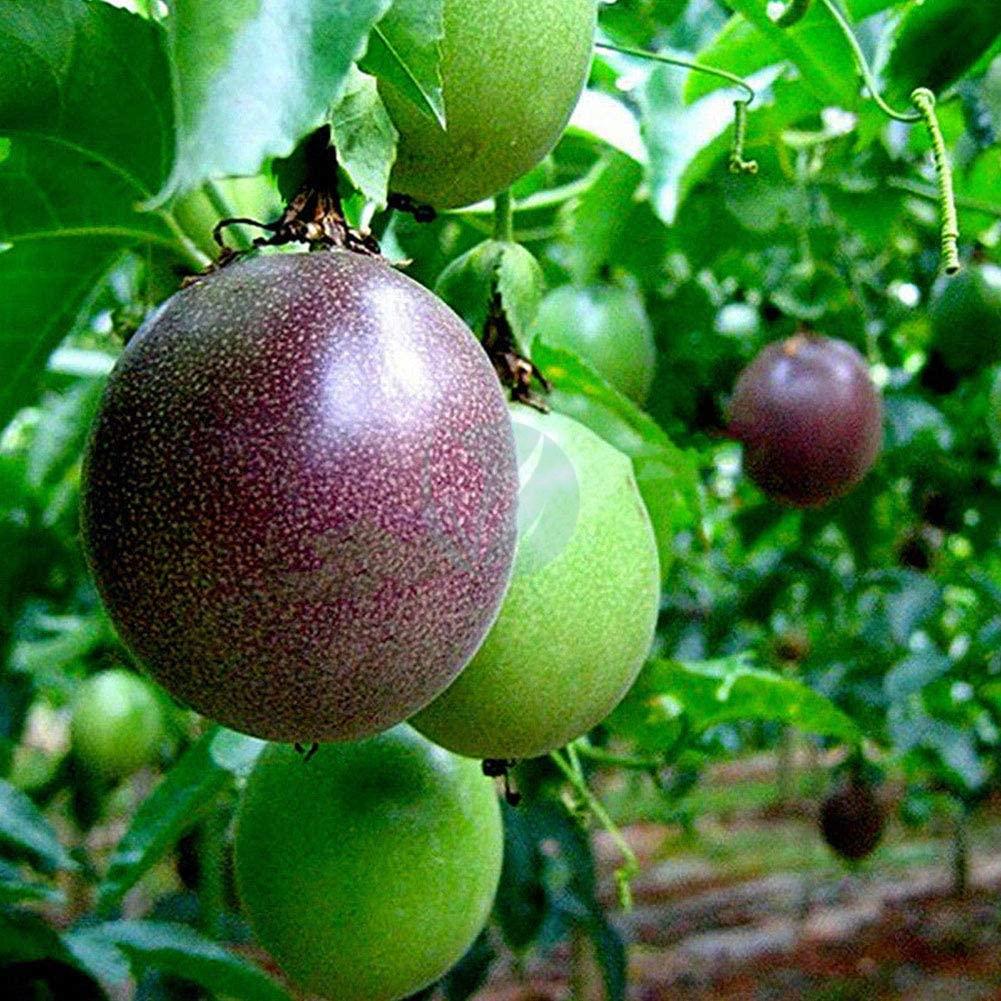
xmin=596 ymin=42 xmax=758 ymax=178
xmin=776 ymin=0 xmax=812 ymax=28
xmin=817 ymin=0 xmax=920 ymax=123
xmin=595 ymin=42 xmax=756 ymax=105
xmin=729 ymin=100 xmax=759 ymax=175
xmin=550 ymin=748 xmax=638 ymax=910
xmin=816 ymin=0 xmax=960 ymax=273
xmin=910 ymin=88 xmax=961 ymax=275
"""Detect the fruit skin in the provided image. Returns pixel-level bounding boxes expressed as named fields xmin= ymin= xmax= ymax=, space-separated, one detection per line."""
xmin=931 ymin=263 xmax=1001 ymax=373
xmin=382 ymin=0 xmax=597 ymax=209
xmin=413 ymin=407 xmax=660 ymax=760
xmin=81 ymin=251 xmax=518 ymax=743
xmin=70 ymin=669 xmax=165 ymax=780
xmin=530 ymin=283 xmax=656 ymax=404
xmin=820 ymin=778 xmax=885 ymax=862
xmin=234 ymin=727 xmax=503 ymax=1001
xmin=728 ymin=333 xmax=882 ymax=507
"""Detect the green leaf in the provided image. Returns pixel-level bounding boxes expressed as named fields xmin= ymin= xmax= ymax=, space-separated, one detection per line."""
xmin=567 ymin=152 xmax=644 ymax=284
xmin=495 ymin=243 xmax=546 ymax=353
xmin=0 ymin=778 xmax=76 ymax=873
xmin=686 ymin=0 xmax=894 ymax=104
xmin=330 ymin=68 xmax=399 ymax=208
xmin=95 ymin=727 xmax=263 ymax=915
xmin=435 ymin=240 xmax=506 ymax=335
xmin=722 ymin=0 xmax=860 ymax=107
xmin=65 ymin=921 xmax=292 ymax=1001
xmin=0 ymin=861 xmax=62 ymax=906
xmin=435 ymin=239 xmax=544 ymax=353
xmin=159 ymin=0 xmax=393 ymax=198
xmin=361 ymin=0 xmax=446 ymax=126
xmin=531 ymin=342 xmax=702 ymax=580
xmin=885 ymin=0 xmax=1001 ymax=104
xmin=615 ymin=655 xmax=862 ymax=750
xmin=0 ymin=0 xmax=180 ymax=430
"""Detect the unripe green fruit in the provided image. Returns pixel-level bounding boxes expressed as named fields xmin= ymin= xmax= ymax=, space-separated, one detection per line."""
xmin=413 ymin=408 xmax=660 ymax=759
xmin=382 ymin=0 xmax=597 ymax=208
xmin=234 ymin=728 xmax=502 ymax=1001
xmin=931 ymin=263 xmax=1001 ymax=373
xmin=530 ymin=284 xmax=657 ymax=404
xmin=70 ymin=670 xmax=165 ymax=780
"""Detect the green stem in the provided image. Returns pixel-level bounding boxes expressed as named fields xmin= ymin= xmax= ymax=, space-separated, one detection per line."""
xmin=550 ymin=749 xmax=638 ymax=910
xmin=910 ymin=87 xmax=961 ymax=275
xmin=493 ymin=189 xmax=514 ymax=242
xmin=595 ymin=42 xmax=756 ymax=105
xmin=159 ymin=211 xmax=212 ymax=271
xmin=202 ymin=180 xmax=252 ymax=250
xmin=570 ymin=741 xmax=663 ymax=772
xmin=888 ymin=177 xmax=1001 ymax=217
xmin=199 ymin=804 xmax=227 ymax=940
xmin=817 ymin=0 xmax=920 ymax=123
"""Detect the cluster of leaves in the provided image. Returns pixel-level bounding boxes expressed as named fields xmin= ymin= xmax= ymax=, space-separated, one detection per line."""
xmin=1 ymin=0 xmax=1000 ymax=998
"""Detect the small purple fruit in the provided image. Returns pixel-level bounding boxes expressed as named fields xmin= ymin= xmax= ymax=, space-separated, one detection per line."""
xmin=820 ymin=777 xmax=885 ymax=862
xmin=728 ymin=334 xmax=883 ymax=507
xmin=82 ymin=252 xmax=518 ymax=743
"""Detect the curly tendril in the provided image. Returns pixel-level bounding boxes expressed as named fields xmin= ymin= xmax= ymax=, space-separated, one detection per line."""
xmin=595 ymin=42 xmax=758 ymax=178
xmin=729 ymin=100 xmax=759 ymax=174
xmin=817 ymin=0 xmax=961 ymax=273
xmin=910 ymin=88 xmax=961 ymax=275
xmin=776 ymin=0 xmax=812 ymax=28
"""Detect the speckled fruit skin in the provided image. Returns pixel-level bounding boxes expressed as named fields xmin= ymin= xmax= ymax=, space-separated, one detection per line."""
xmin=413 ymin=408 xmax=660 ymax=760
xmin=530 ymin=284 xmax=656 ymax=404
xmin=234 ymin=727 xmax=503 ymax=1001
xmin=728 ymin=334 xmax=883 ymax=508
xmin=81 ymin=252 xmax=518 ymax=743
xmin=70 ymin=669 xmax=165 ymax=780
xmin=820 ymin=779 xmax=885 ymax=862
xmin=382 ymin=0 xmax=597 ymax=209
xmin=931 ymin=263 xmax=1001 ymax=373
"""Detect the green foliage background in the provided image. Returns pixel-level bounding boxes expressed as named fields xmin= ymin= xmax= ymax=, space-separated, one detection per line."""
xmin=0 ymin=0 xmax=999 ymax=997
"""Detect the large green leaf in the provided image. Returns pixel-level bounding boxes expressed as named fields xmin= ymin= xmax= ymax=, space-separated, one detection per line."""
xmin=611 ymin=655 xmax=862 ymax=751
xmin=361 ymin=0 xmax=446 ymax=126
xmin=885 ymin=0 xmax=1001 ymax=104
xmin=0 ymin=778 xmax=76 ymax=873
xmin=686 ymin=0 xmax=897 ymax=103
xmin=721 ymin=0 xmax=860 ymax=107
xmin=65 ymin=921 xmax=291 ymax=1001
xmin=159 ymin=0 xmax=393 ymax=197
xmin=95 ymin=727 xmax=263 ymax=915
xmin=0 ymin=0 xmax=181 ymax=430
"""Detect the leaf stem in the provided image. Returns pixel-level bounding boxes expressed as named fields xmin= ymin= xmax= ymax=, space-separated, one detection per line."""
xmin=493 ymin=189 xmax=514 ymax=242
xmin=158 ymin=212 xmax=212 ymax=271
xmin=550 ymin=749 xmax=638 ymax=910
xmin=596 ymin=42 xmax=756 ymax=105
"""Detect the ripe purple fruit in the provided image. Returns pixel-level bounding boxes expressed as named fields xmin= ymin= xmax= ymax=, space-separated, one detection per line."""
xmin=82 ymin=251 xmax=518 ymax=743
xmin=728 ymin=334 xmax=882 ymax=507
xmin=820 ymin=778 xmax=885 ymax=862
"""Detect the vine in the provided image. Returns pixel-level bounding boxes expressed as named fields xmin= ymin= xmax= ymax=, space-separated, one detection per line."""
xmin=596 ymin=42 xmax=758 ymax=175
xmin=817 ymin=0 xmax=961 ymax=273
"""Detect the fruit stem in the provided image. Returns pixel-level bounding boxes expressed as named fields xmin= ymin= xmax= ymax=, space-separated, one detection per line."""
xmin=202 ymin=181 xmax=252 ymax=251
xmin=493 ymin=190 xmax=514 ymax=243
xmin=571 ymin=739 xmax=664 ymax=773
xmin=910 ymin=88 xmax=962 ymax=275
xmin=550 ymin=748 xmax=638 ymax=910
xmin=596 ymin=42 xmax=756 ymax=105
